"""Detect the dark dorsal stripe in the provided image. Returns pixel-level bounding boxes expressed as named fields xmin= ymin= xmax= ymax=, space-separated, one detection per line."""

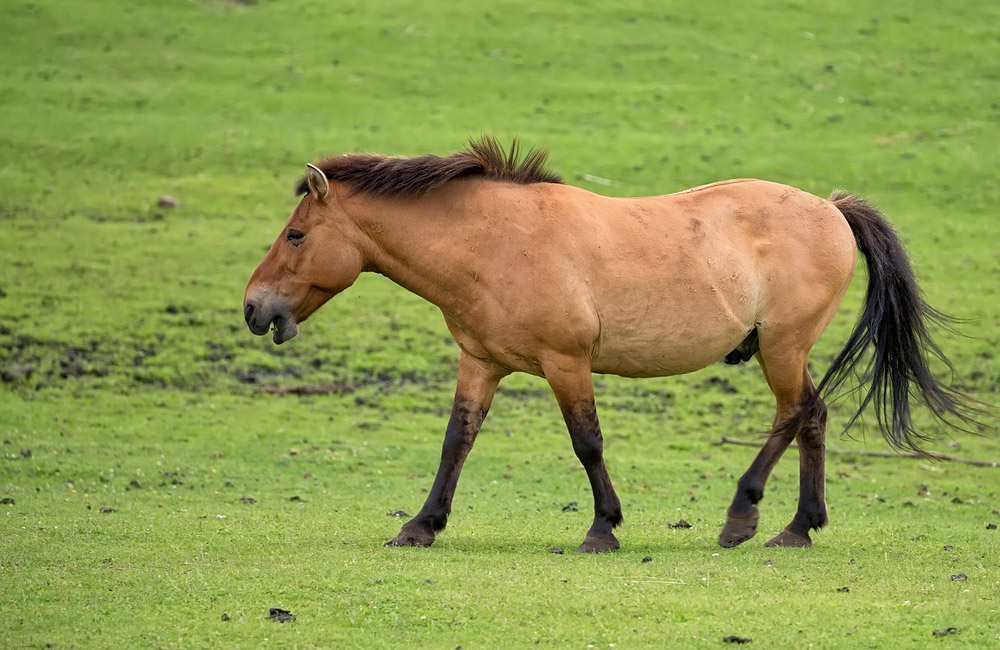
xmin=295 ymin=135 xmax=563 ymax=198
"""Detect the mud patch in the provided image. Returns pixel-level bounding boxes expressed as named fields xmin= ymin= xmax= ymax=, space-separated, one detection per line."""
xmin=703 ymin=376 xmax=739 ymax=394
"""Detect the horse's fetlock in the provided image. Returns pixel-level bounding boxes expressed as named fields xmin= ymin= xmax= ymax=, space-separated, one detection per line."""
xmin=428 ymin=512 xmax=448 ymax=532
xmin=809 ymin=509 xmax=829 ymax=530
xmin=737 ymin=477 xmax=765 ymax=505
xmin=606 ymin=508 xmax=624 ymax=529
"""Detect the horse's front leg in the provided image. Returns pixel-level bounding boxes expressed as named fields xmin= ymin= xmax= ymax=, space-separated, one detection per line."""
xmin=386 ymin=352 xmax=505 ymax=548
xmin=544 ymin=356 xmax=623 ymax=553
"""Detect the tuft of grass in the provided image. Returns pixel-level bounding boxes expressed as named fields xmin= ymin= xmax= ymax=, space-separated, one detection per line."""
xmin=2 ymin=0 xmax=998 ymax=647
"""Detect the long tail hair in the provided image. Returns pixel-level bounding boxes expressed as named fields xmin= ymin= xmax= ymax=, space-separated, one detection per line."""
xmin=801 ymin=192 xmax=982 ymax=452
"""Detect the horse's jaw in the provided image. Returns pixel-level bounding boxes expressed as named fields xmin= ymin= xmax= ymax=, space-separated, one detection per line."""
xmin=271 ymin=314 xmax=299 ymax=344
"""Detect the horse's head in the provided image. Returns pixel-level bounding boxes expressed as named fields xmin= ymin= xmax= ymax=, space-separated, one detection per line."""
xmin=243 ymin=164 xmax=366 ymax=344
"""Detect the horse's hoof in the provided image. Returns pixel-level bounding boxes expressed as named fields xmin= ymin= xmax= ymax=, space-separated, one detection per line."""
xmin=718 ymin=508 xmax=759 ymax=548
xmin=763 ymin=528 xmax=812 ymax=548
xmin=385 ymin=525 xmax=435 ymax=548
xmin=576 ymin=532 xmax=620 ymax=553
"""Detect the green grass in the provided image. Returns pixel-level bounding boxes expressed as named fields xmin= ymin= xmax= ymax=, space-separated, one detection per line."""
xmin=2 ymin=0 xmax=999 ymax=647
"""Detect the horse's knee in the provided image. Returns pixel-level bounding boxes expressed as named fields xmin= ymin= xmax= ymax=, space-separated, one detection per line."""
xmin=571 ymin=433 xmax=604 ymax=466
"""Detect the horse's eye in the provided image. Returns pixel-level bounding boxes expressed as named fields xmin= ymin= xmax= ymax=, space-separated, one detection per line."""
xmin=287 ymin=229 xmax=305 ymax=244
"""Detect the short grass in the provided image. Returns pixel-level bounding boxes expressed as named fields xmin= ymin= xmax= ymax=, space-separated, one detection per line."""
xmin=2 ymin=0 xmax=999 ymax=647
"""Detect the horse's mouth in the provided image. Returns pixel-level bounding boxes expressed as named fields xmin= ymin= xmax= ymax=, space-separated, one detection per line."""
xmin=271 ymin=314 xmax=299 ymax=344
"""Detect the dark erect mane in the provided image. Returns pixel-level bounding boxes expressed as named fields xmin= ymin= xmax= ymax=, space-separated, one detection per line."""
xmin=295 ymin=135 xmax=563 ymax=198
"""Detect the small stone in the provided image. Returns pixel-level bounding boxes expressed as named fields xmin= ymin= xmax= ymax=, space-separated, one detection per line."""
xmin=158 ymin=195 xmax=180 ymax=208
xmin=550 ymin=547 xmax=564 ymax=554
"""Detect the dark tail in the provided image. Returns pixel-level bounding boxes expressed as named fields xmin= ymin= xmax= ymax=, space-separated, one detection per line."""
xmin=810 ymin=191 xmax=982 ymax=452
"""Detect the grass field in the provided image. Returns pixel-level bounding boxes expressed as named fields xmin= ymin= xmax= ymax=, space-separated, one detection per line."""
xmin=2 ymin=0 xmax=999 ymax=647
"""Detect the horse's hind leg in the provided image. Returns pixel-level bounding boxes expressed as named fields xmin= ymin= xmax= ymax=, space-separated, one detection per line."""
xmin=719 ymin=349 xmax=825 ymax=548
xmin=764 ymin=394 xmax=828 ymax=547
xmin=387 ymin=352 xmax=506 ymax=548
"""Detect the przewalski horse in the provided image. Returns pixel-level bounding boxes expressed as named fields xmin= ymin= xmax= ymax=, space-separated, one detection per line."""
xmin=243 ymin=137 xmax=979 ymax=552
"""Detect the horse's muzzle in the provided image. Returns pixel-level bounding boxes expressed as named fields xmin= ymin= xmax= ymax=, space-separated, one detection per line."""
xmin=244 ymin=300 xmax=299 ymax=344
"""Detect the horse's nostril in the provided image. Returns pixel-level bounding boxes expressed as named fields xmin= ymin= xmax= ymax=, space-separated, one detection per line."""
xmin=244 ymin=302 xmax=256 ymax=323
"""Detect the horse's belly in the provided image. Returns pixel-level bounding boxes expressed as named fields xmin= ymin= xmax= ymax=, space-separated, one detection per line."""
xmin=592 ymin=334 xmax=744 ymax=377
xmin=591 ymin=309 xmax=752 ymax=378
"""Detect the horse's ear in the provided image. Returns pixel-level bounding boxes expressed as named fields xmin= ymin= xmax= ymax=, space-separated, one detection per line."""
xmin=305 ymin=163 xmax=329 ymax=201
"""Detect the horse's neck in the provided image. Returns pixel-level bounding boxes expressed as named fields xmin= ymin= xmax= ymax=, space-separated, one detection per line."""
xmin=351 ymin=187 xmax=484 ymax=312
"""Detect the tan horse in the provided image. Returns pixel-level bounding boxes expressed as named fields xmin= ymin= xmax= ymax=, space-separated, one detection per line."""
xmin=244 ymin=137 xmax=977 ymax=552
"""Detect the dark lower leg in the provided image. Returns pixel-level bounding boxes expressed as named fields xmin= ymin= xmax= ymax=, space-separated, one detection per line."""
xmin=563 ymin=400 xmax=623 ymax=552
xmin=387 ymin=354 xmax=502 ymax=548
xmin=387 ymin=400 xmax=486 ymax=547
xmin=718 ymin=425 xmax=798 ymax=547
xmin=766 ymin=399 xmax=828 ymax=547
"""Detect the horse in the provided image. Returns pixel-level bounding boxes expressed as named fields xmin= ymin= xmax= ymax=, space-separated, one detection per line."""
xmin=243 ymin=136 xmax=978 ymax=552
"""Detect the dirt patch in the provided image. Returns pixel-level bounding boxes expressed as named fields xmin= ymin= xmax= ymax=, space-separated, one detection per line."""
xmin=703 ymin=376 xmax=739 ymax=394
